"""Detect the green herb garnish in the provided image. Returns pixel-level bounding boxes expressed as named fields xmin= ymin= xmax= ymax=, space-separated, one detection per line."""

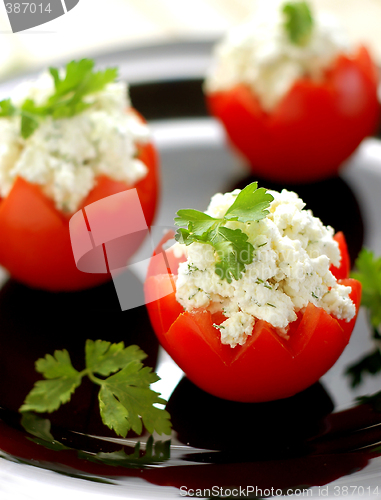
xmin=213 ymin=324 xmax=225 ymax=330
xmin=256 ymin=278 xmax=272 ymax=290
xmin=345 ymin=248 xmax=381 ymax=387
xmin=19 ymin=340 xmax=171 ymax=438
xmin=346 ymin=350 xmax=381 ymax=388
xmin=174 ymin=182 xmax=273 ymax=283
xmin=0 ymin=59 xmax=118 ymax=139
xmin=282 ymin=1 xmax=314 ymax=46
xmin=351 ymin=248 xmax=381 ymax=329
xmin=0 ymin=98 xmax=17 ymax=117
xmin=21 ymin=412 xmax=171 ymax=468
xmin=78 ymin=436 xmax=171 ymax=468
xmin=21 ymin=412 xmax=70 ymax=452
xmin=356 ymin=391 xmax=381 ymax=413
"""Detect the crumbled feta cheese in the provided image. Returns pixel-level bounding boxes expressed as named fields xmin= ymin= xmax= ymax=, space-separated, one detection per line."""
xmin=175 ymin=188 xmax=356 ymax=348
xmin=0 ymin=75 xmax=150 ymax=213
xmin=204 ymin=2 xmax=351 ymax=111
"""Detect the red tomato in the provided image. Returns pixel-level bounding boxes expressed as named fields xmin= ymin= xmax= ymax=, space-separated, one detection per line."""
xmin=0 ymin=110 xmax=159 ymax=291
xmin=145 ymin=231 xmax=361 ymax=402
xmin=206 ymin=46 xmax=380 ymax=183
xmin=330 ymin=231 xmax=351 ymax=280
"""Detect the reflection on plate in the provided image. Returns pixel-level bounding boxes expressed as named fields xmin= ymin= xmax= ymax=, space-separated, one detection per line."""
xmin=0 ymin=41 xmax=381 ymax=499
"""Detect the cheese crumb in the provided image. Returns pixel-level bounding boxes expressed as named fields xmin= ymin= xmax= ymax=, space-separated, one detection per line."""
xmin=0 ymin=73 xmax=150 ymax=213
xmin=204 ymin=2 xmax=351 ymax=111
xmin=175 ymin=188 xmax=356 ymax=347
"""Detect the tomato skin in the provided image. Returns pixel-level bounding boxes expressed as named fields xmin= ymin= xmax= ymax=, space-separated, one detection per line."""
xmin=0 ymin=113 xmax=159 ymax=291
xmin=330 ymin=231 xmax=351 ymax=279
xmin=145 ymin=232 xmax=361 ymax=402
xmin=206 ymin=46 xmax=380 ymax=183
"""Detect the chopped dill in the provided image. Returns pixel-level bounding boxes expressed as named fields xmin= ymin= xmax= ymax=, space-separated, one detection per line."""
xmin=213 ymin=324 xmax=225 ymax=330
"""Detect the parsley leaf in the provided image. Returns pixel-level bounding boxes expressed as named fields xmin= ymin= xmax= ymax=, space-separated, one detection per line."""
xmin=214 ymin=227 xmax=254 ymax=283
xmin=20 ymin=112 xmax=40 ymax=139
xmin=345 ymin=248 xmax=381 ymax=387
xmin=36 ymin=349 xmax=80 ymax=379
xmin=224 ymin=183 xmax=273 ymax=223
xmin=0 ymin=98 xmax=16 ymax=117
xmin=20 ymin=349 xmax=82 ymax=413
xmin=85 ymin=340 xmax=146 ymax=377
xmin=282 ymin=1 xmax=314 ymax=46
xmin=174 ymin=182 xmax=273 ymax=282
xmin=0 ymin=58 xmax=118 ymax=139
xmin=19 ymin=340 xmax=171 ymax=438
xmin=351 ymin=248 xmax=381 ymax=328
xmin=20 ymin=377 xmax=82 ymax=413
xmin=174 ymin=209 xmax=216 ymax=228
xmin=174 ymin=210 xmax=218 ymax=246
xmin=99 ymin=362 xmax=167 ymax=436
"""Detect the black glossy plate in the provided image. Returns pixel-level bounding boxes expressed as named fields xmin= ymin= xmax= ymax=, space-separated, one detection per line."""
xmin=0 ymin=41 xmax=380 ymax=499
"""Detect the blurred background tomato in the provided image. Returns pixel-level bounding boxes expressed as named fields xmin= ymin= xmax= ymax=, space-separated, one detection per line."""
xmin=0 ymin=0 xmax=380 ymax=80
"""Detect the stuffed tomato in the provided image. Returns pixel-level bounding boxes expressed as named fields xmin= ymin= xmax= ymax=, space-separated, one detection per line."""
xmin=0 ymin=59 xmax=159 ymax=291
xmin=204 ymin=1 xmax=380 ymax=183
xmin=145 ymin=183 xmax=361 ymax=402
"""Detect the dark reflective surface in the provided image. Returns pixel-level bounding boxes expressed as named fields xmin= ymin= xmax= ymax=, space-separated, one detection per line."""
xmin=167 ymin=377 xmax=334 ymax=460
xmin=130 ymin=79 xmax=208 ymax=120
xmin=0 ymin=277 xmax=159 ymax=437
xmin=0 ymin=380 xmax=378 ymax=496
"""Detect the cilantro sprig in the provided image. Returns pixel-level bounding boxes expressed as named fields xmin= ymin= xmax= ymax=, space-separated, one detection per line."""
xmin=174 ymin=182 xmax=274 ymax=283
xmin=19 ymin=340 xmax=171 ymax=438
xmin=345 ymin=248 xmax=381 ymax=387
xmin=0 ymin=59 xmax=118 ymax=139
xmin=282 ymin=1 xmax=314 ymax=46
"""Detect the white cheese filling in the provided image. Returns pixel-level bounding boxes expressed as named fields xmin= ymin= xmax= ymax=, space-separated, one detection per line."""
xmin=0 ymin=72 xmax=150 ymax=213
xmin=174 ymin=188 xmax=356 ymax=348
xmin=204 ymin=2 xmax=351 ymax=112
